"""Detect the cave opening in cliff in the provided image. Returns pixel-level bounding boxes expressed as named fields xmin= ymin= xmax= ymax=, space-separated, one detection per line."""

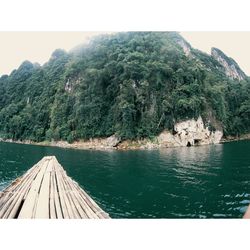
xmin=194 ymin=139 xmax=201 ymax=146
xmin=172 ymin=129 xmax=178 ymax=135
xmin=187 ymin=141 xmax=191 ymax=147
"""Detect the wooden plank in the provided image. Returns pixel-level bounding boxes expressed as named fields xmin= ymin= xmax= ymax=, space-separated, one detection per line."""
xmin=71 ymin=182 xmax=102 ymax=218
xmin=51 ymin=163 xmax=63 ymax=219
xmin=63 ymin=175 xmax=99 ymax=219
xmin=64 ymin=175 xmax=90 ymax=218
xmin=3 ymin=158 xmax=43 ymax=195
xmin=55 ymin=161 xmax=95 ymax=218
xmin=59 ymin=170 xmax=84 ymax=219
xmin=62 ymin=175 xmax=89 ymax=219
xmin=54 ymin=159 xmax=107 ymax=219
xmin=53 ymin=157 xmax=93 ymax=219
xmin=59 ymin=173 xmax=80 ymax=218
xmin=34 ymin=158 xmax=53 ymax=218
xmin=0 ymin=178 xmax=24 ymax=211
xmin=0 ymin=163 xmax=42 ymax=218
xmin=18 ymin=158 xmax=50 ymax=219
xmin=17 ymin=158 xmax=49 ymax=219
xmin=54 ymin=158 xmax=107 ymax=218
xmin=49 ymin=169 xmax=57 ymax=219
xmin=54 ymin=160 xmax=76 ymax=219
xmin=4 ymin=168 xmax=41 ymax=218
xmin=0 ymin=162 xmax=40 ymax=210
xmin=0 ymin=157 xmax=46 ymax=210
xmin=54 ymin=162 xmax=70 ymax=219
xmin=56 ymin=155 xmax=109 ymax=218
xmin=72 ymin=181 xmax=109 ymax=218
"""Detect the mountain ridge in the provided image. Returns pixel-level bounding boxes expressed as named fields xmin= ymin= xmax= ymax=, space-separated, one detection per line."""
xmin=211 ymin=47 xmax=246 ymax=80
xmin=0 ymin=32 xmax=249 ymax=146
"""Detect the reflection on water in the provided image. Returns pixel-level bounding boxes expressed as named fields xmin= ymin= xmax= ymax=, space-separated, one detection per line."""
xmin=159 ymin=144 xmax=223 ymax=167
xmin=0 ymin=141 xmax=250 ymax=218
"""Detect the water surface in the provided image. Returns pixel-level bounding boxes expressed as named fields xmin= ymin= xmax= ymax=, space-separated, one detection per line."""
xmin=0 ymin=140 xmax=250 ymax=218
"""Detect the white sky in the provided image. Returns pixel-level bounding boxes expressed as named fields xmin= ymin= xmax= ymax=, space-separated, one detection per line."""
xmin=0 ymin=32 xmax=249 ymax=76
xmin=0 ymin=32 xmax=105 ymax=76
xmin=180 ymin=32 xmax=250 ymax=76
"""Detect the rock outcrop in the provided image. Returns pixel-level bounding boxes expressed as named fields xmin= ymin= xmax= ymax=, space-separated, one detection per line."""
xmin=157 ymin=116 xmax=223 ymax=147
xmin=1 ymin=116 xmax=223 ymax=150
xmin=176 ymin=38 xmax=192 ymax=56
xmin=211 ymin=47 xmax=246 ymax=81
xmin=65 ymin=77 xmax=82 ymax=93
xmin=106 ymin=135 xmax=121 ymax=147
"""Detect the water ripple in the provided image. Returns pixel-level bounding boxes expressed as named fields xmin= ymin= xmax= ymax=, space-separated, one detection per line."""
xmin=1 ymin=141 xmax=250 ymax=218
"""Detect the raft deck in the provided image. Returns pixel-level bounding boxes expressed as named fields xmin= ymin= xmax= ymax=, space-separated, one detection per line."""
xmin=0 ymin=156 xmax=110 ymax=219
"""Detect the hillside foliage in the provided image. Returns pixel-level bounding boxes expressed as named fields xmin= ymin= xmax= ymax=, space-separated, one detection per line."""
xmin=0 ymin=32 xmax=249 ymax=142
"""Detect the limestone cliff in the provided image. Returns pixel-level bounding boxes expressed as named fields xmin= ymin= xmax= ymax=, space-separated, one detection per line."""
xmin=176 ymin=39 xmax=192 ymax=56
xmin=172 ymin=34 xmax=192 ymax=57
xmin=157 ymin=116 xmax=223 ymax=148
xmin=64 ymin=77 xmax=82 ymax=93
xmin=211 ymin=47 xmax=246 ymax=81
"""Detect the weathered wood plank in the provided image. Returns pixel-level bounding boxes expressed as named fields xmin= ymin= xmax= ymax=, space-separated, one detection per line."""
xmin=49 ymin=168 xmax=57 ymax=219
xmin=54 ymin=158 xmax=107 ymax=218
xmin=51 ymin=163 xmax=63 ymax=219
xmin=69 ymin=181 xmax=99 ymax=218
xmin=55 ymin=161 xmax=106 ymax=218
xmin=59 ymin=169 xmax=86 ymax=219
xmin=59 ymin=171 xmax=81 ymax=218
xmin=0 ymin=163 xmax=41 ymax=218
xmin=0 ymin=157 xmax=47 ymax=209
xmin=18 ymin=158 xmax=50 ymax=218
xmin=53 ymin=160 xmax=94 ymax=218
xmin=5 ymin=167 xmax=40 ymax=219
xmin=54 ymin=160 xmax=77 ymax=219
xmin=34 ymin=158 xmax=53 ymax=218
xmin=72 ymin=180 xmax=109 ymax=218
xmin=62 ymin=175 xmax=89 ymax=218
xmin=57 ymin=166 xmax=100 ymax=218
xmin=54 ymin=164 xmax=70 ymax=219
xmin=0 ymin=161 xmax=40 ymax=210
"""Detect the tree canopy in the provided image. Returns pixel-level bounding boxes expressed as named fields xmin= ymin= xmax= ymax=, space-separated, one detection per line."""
xmin=0 ymin=32 xmax=249 ymax=142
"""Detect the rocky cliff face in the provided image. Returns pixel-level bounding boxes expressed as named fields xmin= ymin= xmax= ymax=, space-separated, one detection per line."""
xmin=176 ymin=39 xmax=192 ymax=56
xmin=64 ymin=77 xmax=81 ymax=93
xmin=170 ymin=33 xmax=193 ymax=57
xmin=157 ymin=116 xmax=223 ymax=147
xmin=211 ymin=47 xmax=246 ymax=81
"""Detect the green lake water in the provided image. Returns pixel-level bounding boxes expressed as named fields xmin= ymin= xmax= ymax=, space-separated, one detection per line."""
xmin=0 ymin=140 xmax=250 ymax=218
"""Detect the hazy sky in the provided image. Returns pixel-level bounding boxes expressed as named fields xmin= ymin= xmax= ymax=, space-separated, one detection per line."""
xmin=0 ymin=32 xmax=249 ymax=76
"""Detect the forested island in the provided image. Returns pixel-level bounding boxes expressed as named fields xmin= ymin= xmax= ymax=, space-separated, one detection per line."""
xmin=0 ymin=32 xmax=249 ymax=149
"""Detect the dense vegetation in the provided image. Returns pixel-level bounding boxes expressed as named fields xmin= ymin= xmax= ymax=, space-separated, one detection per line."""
xmin=0 ymin=32 xmax=249 ymax=143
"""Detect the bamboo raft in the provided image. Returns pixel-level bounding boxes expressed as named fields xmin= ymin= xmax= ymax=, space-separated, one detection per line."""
xmin=0 ymin=156 xmax=110 ymax=219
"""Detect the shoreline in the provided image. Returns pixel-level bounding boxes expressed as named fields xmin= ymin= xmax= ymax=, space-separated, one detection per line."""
xmin=1 ymin=134 xmax=250 ymax=151
xmin=220 ymin=134 xmax=250 ymax=143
